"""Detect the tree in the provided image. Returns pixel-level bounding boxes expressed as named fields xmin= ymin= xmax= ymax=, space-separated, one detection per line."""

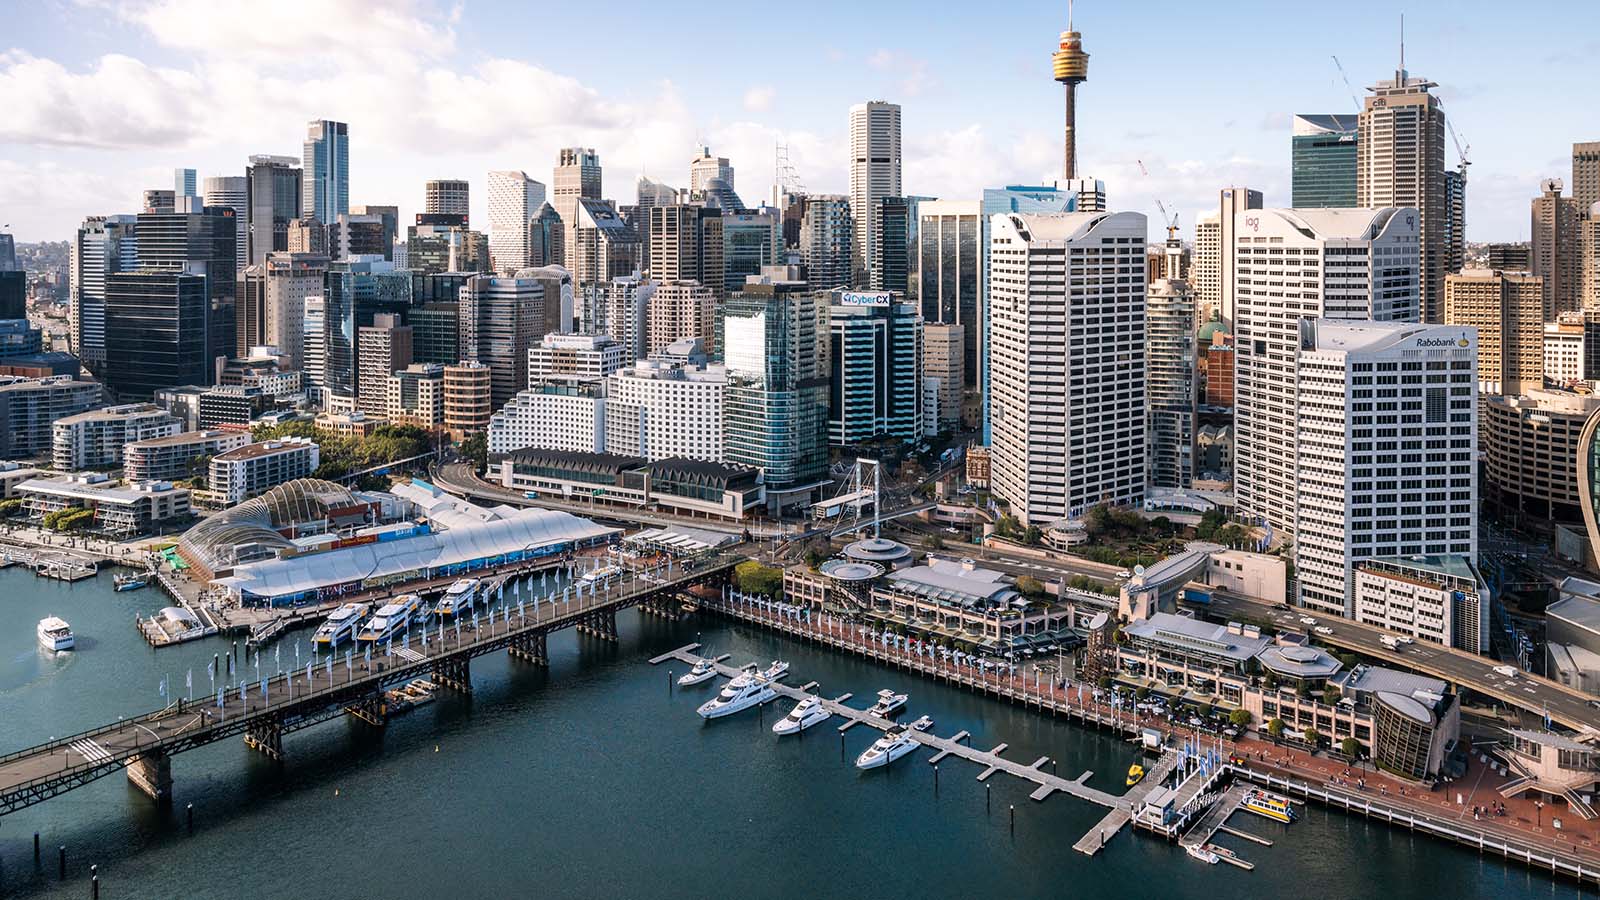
xmin=995 ymin=514 xmax=1022 ymax=539
xmin=1267 ymin=718 xmax=1285 ymax=739
xmin=733 ymin=560 xmax=783 ymax=598
xmin=1097 ymin=675 xmax=1113 ymax=690
xmin=1197 ymin=701 xmax=1214 ymax=719
xmin=459 ymin=432 xmax=488 ymax=473
xmin=1303 ymin=728 xmax=1324 ymax=748
xmin=1322 ymin=685 xmax=1342 ymax=704
xmin=1228 ymin=708 xmax=1253 ymax=728
xmin=1340 ymin=737 xmax=1362 ymax=759
xmin=1014 ymin=575 xmax=1045 ymax=597
xmin=922 ymin=534 xmax=945 ymax=551
xmin=0 ymin=499 xmax=22 ymax=518
xmin=1022 ymin=525 xmax=1043 ymax=546
xmin=1135 ymin=686 xmax=1150 ymax=701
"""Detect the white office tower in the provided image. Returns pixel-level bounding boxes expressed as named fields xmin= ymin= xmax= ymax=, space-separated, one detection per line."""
xmin=487 ymin=171 xmax=547 ymax=272
xmin=1292 ymin=319 xmax=1477 ymax=615
xmin=202 ymin=176 xmax=249 ymax=273
xmin=527 ymin=333 xmax=625 ymax=386
xmin=1062 ymin=178 xmax=1107 ymax=213
xmin=1191 ymin=187 xmax=1263 ymax=329
xmin=1146 ymin=278 xmax=1195 ymax=489
xmin=988 ymin=211 xmax=1147 ymax=527
xmin=606 ymin=359 xmax=726 ymax=462
xmin=688 ymin=147 xmax=733 ymax=196
xmin=848 ymin=101 xmax=902 ymax=287
xmin=71 ymin=215 xmax=138 ymax=373
xmin=302 ymin=296 xmax=328 ymax=404
xmin=1233 ymin=207 xmax=1421 ymax=540
xmin=602 ymin=276 xmax=654 ymax=363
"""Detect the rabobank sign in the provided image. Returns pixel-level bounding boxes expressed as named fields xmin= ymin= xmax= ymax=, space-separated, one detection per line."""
xmin=1415 ymin=334 xmax=1471 ymax=349
xmin=840 ymin=291 xmax=892 ymax=307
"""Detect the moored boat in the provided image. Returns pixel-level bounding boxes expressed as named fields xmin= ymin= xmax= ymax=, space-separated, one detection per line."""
xmin=113 ymin=571 xmax=151 ymax=592
xmin=436 ymin=579 xmax=479 ymax=618
xmin=1241 ymin=789 xmax=1296 ymax=823
xmin=772 ymin=696 xmax=830 ymax=735
xmin=312 ymin=603 xmax=370 ymax=649
xmin=37 ymin=616 xmax=74 ymax=651
xmin=1126 ymin=763 xmax=1146 ymax=787
xmin=357 ymin=594 xmax=423 ymax=647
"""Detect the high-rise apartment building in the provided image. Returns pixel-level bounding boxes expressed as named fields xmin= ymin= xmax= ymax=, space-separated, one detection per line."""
xmin=487 ymin=171 xmax=546 ymax=272
xmin=443 ymin=360 xmax=492 ymax=438
xmin=458 ymin=275 xmax=558 ymax=408
xmin=1532 ymin=178 xmax=1582 ymax=318
xmin=1445 ymin=168 xmax=1467 ymax=276
xmin=425 ymin=179 xmax=471 ymax=222
xmin=800 ymin=195 xmax=853 ymax=290
xmin=1192 ymin=187 xmax=1263 ymax=330
xmin=1233 ymin=206 xmax=1420 ymax=537
xmin=202 ymin=176 xmax=249 ymax=274
xmin=827 ymin=292 xmax=922 ymax=446
xmin=648 ymin=204 xmax=724 ymax=295
xmin=1357 ymin=66 xmax=1447 ymax=322
xmin=1146 ymin=277 xmax=1196 ymax=489
xmin=922 ymin=323 xmax=964 ymax=428
xmin=1582 ymin=215 xmax=1600 ymax=311
xmin=602 ymin=275 xmax=653 ymax=363
xmin=647 ymin=280 xmax=716 ymax=357
xmin=553 ymin=148 xmax=602 ymax=267
xmin=1487 ymin=243 xmax=1532 ymax=271
xmin=722 ymin=269 xmax=828 ymax=507
xmin=245 ymin=155 xmax=302 ymax=268
xmin=302 ymin=120 xmax=350 ymax=225
xmin=71 ymin=214 xmax=138 ymax=374
xmin=1574 ymin=141 xmax=1600 ymax=214
xmin=1443 ymin=269 xmax=1544 ymax=394
xmin=915 ymin=200 xmax=981 ymax=387
xmin=286 ymin=217 xmax=328 ymax=256
xmin=688 ymin=147 xmax=733 ymax=196
xmin=356 ymin=313 xmax=413 ymax=416
xmin=258 ymin=252 xmax=328 ymax=371
xmin=1292 ymin=320 xmax=1477 ymax=616
xmin=1291 ymin=115 xmax=1358 ymax=208
xmin=988 ymin=211 xmax=1147 ymax=526
xmin=848 ymin=101 xmax=902 ymax=287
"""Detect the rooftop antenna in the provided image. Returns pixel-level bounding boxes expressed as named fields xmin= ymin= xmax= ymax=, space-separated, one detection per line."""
xmin=1398 ymin=13 xmax=1406 ymax=79
xmin=1068 ymin=0 xmax=1074 ymax=30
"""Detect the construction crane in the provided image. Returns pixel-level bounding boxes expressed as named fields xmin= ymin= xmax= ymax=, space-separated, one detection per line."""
xmin=1446 ymin=121 xmax=1471 ymax=174
xmin=1330 ymin=55 xmax=1360 ymax=112
xmin=1135 ymin=159 xmax=1180 ymax=240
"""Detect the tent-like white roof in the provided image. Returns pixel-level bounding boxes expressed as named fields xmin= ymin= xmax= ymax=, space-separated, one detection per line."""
xmin=217 ymin=508 xmax=615 ymax=600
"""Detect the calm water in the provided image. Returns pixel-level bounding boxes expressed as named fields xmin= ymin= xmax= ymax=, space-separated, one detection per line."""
xmin=0 ymin=568 xmax=1589 ymax=899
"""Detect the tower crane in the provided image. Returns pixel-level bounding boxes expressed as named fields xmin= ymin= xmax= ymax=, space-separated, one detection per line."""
xmin=1446 ymin=121 xmax=1471 ymax=174
xmin=1135 ymin=159 xmax=1180 ymax=240
xmin=1330 ymin=55 xmax=1361 ymax=112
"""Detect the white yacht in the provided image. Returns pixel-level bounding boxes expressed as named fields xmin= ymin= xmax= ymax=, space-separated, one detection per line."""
xmin=356 ymin=595 xmax=423 ymax=648
xmin=436 ymin=579 xmax=479 ymax=617
xmin=760 ymin=660 xmax=790 ymax=681
xmin=678 ymin=658 xmax=719 ymax=686
xmin=867 ymin=689 xmax=908 ymax=718
xmin=1185 ymin=844 xmax=1221 ymax=865
xmin=37 ymin=616 xmax=74 ymax=652
xmin=697 ymin=674 xmax=777 ymax=719
xmin=772 ymin=696 xmax=831 ymax=735
xmin=312 ymin=603 xmax=370 ymax=649
xmin=855 ymin=725 xmax=919 ymax=769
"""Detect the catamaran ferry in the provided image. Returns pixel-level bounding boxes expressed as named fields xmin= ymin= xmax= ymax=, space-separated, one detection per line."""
xmin=436 ymin=579 xmax=479 ymax=618
xmin=312 ymin=603 xmax=370 ymax=649
xmin=357 ymin=594 xmax=424 ymax=647
xmin=1241 ymin=789 xmax=1296 ymax=823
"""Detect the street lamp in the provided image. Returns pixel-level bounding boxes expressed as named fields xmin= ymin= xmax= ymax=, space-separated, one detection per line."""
xmin=1536 ymin=798 xmax=1546 ymax=828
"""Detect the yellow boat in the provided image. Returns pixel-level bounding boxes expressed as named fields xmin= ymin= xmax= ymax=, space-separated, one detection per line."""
xmin=1126 ymin=763 xmax=1145 ymax=787
xmin=1241 ymin=789 xmax=1296 ymax=823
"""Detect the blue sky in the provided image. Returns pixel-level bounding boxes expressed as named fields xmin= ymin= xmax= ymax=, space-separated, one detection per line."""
xmin=2 ymin=0 xmax=1596 ymax=243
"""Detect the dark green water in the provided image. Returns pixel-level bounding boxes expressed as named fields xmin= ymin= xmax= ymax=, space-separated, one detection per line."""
xmin=0 ymin=568 xmax=1587 ymax=899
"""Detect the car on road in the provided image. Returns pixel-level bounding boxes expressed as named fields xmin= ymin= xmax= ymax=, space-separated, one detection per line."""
xmin=1493 ymin=665 xmax=1518 ymax=678
xmin=1299 ymin=616 xmax=1317 ymax=626
xmin=1313 ymin=626 xmax=1333 ymax=636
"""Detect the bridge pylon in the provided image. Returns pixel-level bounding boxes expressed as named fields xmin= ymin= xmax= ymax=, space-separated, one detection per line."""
xmin=344 ymin=692 xmax=389 ymax=727
xmin=244 ymin=715 xmax=284 ymax=761
xmin=508 ymin=631 xmax=548 ymax=665
xmin=578 ymin=610 xmax=618 ymax=642
xmin=433 ymin=656 xmax=472 ymax=693
xmin=125 ymin=750 xmax=173 ymax=803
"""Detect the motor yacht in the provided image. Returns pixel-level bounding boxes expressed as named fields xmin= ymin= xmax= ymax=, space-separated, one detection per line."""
xmin=312 ymin=603 xmax=370 ymax=649
xmin=37 ymin=616 xmax=74 ymax=651
xmin=436 ymin=579 xmax=479 ymax=618
xmin=1185 ymin=844 xmax=1220 ymax=864
xmin=855 ymin=725 xmax=919 ymax=769
xmin=772 ymin=696 xmax=830 ymax=735
xmin=866 ymin=689 xmax=907 ymax=718
xmin=113 ymin=571 xmax=151 ymax=592
xmin=678 ymin=658 xmax=719 ymax=686
xmin=760 ymin=660 xmax=790 ymax=681
xmin=697 ymin=674 xmax=777 ymax=719
xmin=356 ymin=595 xmax=423 ymax=648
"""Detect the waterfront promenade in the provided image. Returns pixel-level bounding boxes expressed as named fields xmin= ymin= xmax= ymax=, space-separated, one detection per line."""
xmin=702 ymin=589 xmax=1600 ymax=884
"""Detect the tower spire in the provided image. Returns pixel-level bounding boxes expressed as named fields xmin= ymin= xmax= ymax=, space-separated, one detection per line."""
xmin=1398 ymin=13 xmax=1406 ymax=81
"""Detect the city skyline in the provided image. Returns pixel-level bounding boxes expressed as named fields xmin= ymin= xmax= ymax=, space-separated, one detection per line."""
xmin=2 ymin=0 xmax=1596 ymax=244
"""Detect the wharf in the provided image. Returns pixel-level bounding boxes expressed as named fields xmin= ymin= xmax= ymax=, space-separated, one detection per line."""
xmin=1180 ymin=783 xmax=1257 ymax=870
xmin=657 ymin=646 xmax=1156 ymax=849
xmin=1075 ymin=751 xmax=1180 ymax=855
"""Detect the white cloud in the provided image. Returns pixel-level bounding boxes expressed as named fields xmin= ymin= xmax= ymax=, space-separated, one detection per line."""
xmin=867 ymin=49 xmax=935 ymax=98
xmin=0 ymin=52 xmax=208 ymax=149
xmin=115 ymin=0 xmax=456 ymax=64
xmin=743 ymin=85 xmax=776 ymax=113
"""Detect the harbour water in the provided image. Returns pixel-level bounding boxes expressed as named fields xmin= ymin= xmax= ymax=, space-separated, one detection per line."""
xmin=0 ymin=568 xmax=1586 ymax=899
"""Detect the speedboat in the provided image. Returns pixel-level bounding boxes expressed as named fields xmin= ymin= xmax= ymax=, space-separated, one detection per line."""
xmin=772 ymin=696 xmax=831 ymax=735
xmin=760 ymin=660 xmax=790 ymax=681
xmin=1126 ymin=763 xmax=1146 ymax=787
xmin=697 ymin=674 xmax=777 ymax=719
xmin=356 ymin=595 xmax=423 ymax=648
xmin=581 ymin=564 xmax=623 ymax=584
xmin=113 ymin=571 xmax=150 ymax=592
xmin=1241 ymin=789 xmax=1296 ymax=823
xmin=1185 ymin=844 xmax=1221 ymax=864
xmin=436 ymin=579 xmax=479 ymax=618
xmin=908 ymin=715 xmax=934 ymax=732
xmin=867 ymin=689 xmax=907 ymax=718
xmin=855 ymin=725 xmax=919 ymax=769
xmin=678 ymin=658 xmax=719 ymax=686
xmin=37 ymin=616 xmax=74 ymax=651
xmin=312 ymin=603 xmax=370 ymax=649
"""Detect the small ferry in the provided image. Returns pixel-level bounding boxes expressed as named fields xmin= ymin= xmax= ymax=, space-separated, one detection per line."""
xmin=312 ymin=603 xmax=370 ymax=649
xmin=113 ymin=571 xmax=151 ymax=592
xmin=772 ymin=696 xmax=831 ymax=735
xmin=580 ymin=564 xmax=623 ymax=585
xmin=356 ymin=595 xmax=423 ymax=648
xmin=855 ymin=725 xmax=919 ymax=769
xmin=866 ymin=689 xmax=907 ymax=718
xmin=1185 ymin=844 xmax=1221 ymax=865
xmin=436 ymin=579 xmax=479 ymax=618
xmin=37 ymin=616 xmax=74 ymax=651
xmin=1241 ymin=789 xmax=1296 ymax=824
xmin=678 ymin=658 xmax=719 ymax=686
xmin=1126 ymin=763 xmax=1146 ymax=787
xmin=697 ymin=674 xmax=777 ymax=719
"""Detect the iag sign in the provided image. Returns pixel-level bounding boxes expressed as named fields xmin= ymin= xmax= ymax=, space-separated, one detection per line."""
xmin=840 ymin=291 xmax=892 ymax=307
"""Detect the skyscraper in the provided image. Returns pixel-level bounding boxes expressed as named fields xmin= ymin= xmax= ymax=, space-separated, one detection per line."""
xmin=174 ymin=168 xmax=197 ymax=202
xmin=1146 ymin=277 xmax=1196 ymax=489
xmin=254 ymin=251 xmax=328 ymax=369
xmin=1532 ymin=178 xmax=1582 ymax=318
xmin=245 ymin=155 xmax=302 ymax=268
xmin=871 ymin=196 xmax=910 ymax=293
xmin=528 ymin=202 xmax=564 ymax=268
xmin=1574 ymin=141 xmax=1600 ymax=214
xmin=459 ymin=275 xmax=558 ymax=408
xmin=487 ymin=171 xmax=547 ymax=272
xmin=1445 ymin=168 xmax=1467 ymax=276
xmin=357 ymin=313 xmax=413 ymax=416
xmin=915 ymin=200 xmax=981 ymax=387
xmin=202 ymin=175 xmax=249 ymax=274
xmin=1233 ymin=207 xmax=1419 ymax=537
xmin=721 ymin=210 xmax=781 ymax=294
xmin=988 ymin=211 xmax=1148 ymax=526
xmin=132 ymin=206 xmax=240 ymax=375
xmin=1443 ymin=268 xmax=1543 ymax=394
xmin=302 ymin=120 xmax=350 ymax=225
xmin=1198 ymin=186 xmax=1264 ymax=330
xmin=827 ymin=291 xmax=922 ymax=445
xmin=425 ymin=179 xmax=471 ymax=222
xmin=569 ymin=199 xmax=641 ymax=326
xmin=689 ymin=147 xmax=733 ymax=196
xmin=1357 ymin=64 xmax=1447 ymax=322
xmin=553 ymin=147 xmax=602 ymax=267
xmin=1291 ymin=114 xmax=1358 ymax=207
xmin=0 ymin=233 xmax=14 ymax=271
xmin=648 ymin=204 xmax=724 ymax=296
xmin=71 ymin=214 xmax=137 ymax=374
xmin=350 ymin=205 xmax=398 ymax=261
xmin=601 ymin=275 xmax=652 ymax=363
xmin=647 ymin=281 xmax=716 ymax=357
xmin=799 ymin=195 xmax=853 ymax=290
xmin=848 ymin=100 xmax=902 ymax=288
xmin=104 ymin=271 xmax=209 ymax=399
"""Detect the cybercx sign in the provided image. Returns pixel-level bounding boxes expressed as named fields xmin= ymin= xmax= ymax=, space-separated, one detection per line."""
xmin=839 ymin=291 xmax=892 ymax=307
